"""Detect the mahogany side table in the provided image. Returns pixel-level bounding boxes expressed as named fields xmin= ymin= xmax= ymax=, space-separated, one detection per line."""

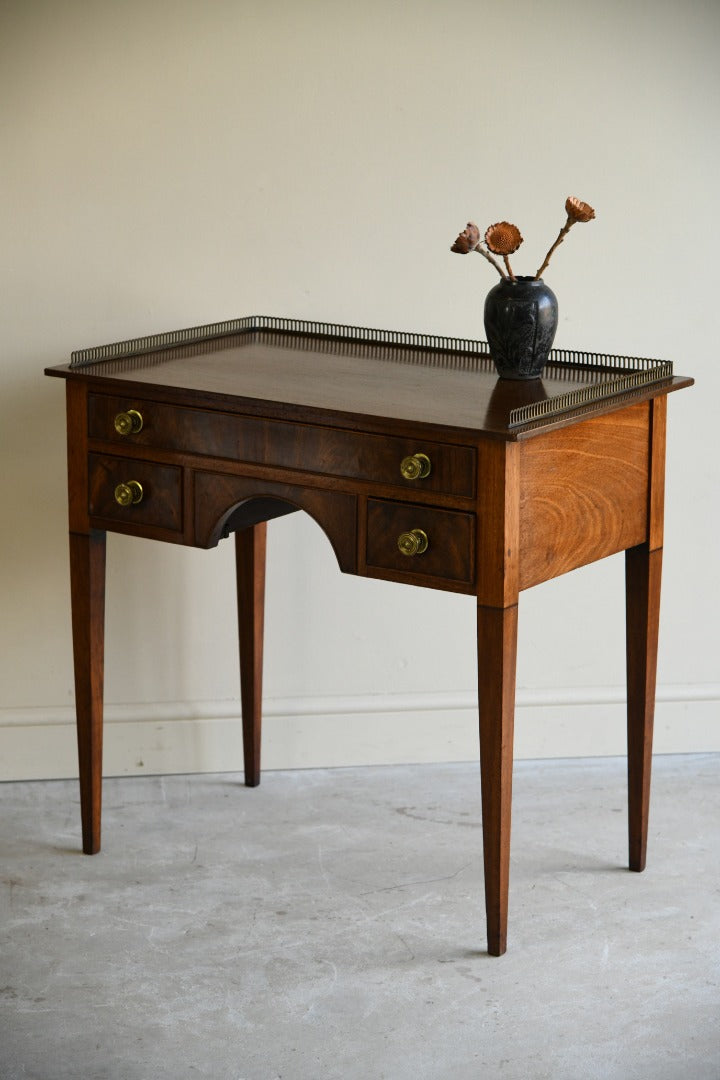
xmin=46 ymin=316 xmax=692 ymax=955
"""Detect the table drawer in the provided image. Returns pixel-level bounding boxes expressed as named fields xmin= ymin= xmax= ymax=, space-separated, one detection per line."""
xmin=88 ymin=453 xmax=182 ymax=532
xmin=365 ymin=498 xmax=475 ymax=584
xmin=88 ymin=394 xmax=475 ymax=497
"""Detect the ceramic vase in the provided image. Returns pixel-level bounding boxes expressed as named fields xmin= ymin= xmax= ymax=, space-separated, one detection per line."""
xmin=483 ymin=276 xmax=558 ymax=380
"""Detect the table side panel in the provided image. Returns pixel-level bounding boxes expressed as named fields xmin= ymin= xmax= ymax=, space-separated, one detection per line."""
xmin=518 ymin=402 xmax=650 ymax=589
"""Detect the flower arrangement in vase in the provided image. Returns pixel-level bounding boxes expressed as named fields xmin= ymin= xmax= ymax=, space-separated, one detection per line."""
xmin=451 ymin=197 xmax=595 ymax=379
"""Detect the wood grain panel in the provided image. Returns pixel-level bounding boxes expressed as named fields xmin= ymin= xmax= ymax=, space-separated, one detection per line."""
xmin=518 ymin=403 xmax=650 ymax=589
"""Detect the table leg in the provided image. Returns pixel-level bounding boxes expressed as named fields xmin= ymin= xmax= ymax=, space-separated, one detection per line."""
xmin=625 ymin=543 xmax=663 ymax=872
xmin=477 ymin=602 xmax=518 ymax=956
xmin=235 ymin=522 xmax=267 ymax=787
xmin=69 ymin=529 xmax=106 ymax=854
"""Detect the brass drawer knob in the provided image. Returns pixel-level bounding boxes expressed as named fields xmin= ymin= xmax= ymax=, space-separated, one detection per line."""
xmin=397 ymin=528 xmax=429 ymax=557
xmin=114 ymin=409 xmax=143 ymax=436
xmin=400 ymin=452 xmax=431 ymax=481
xmin=114 ymin=480 xmax=144 ymax=507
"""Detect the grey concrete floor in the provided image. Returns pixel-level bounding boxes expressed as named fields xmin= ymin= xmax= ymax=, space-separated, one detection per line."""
xmin=1 ymin=755 xmax=719 ymax=1080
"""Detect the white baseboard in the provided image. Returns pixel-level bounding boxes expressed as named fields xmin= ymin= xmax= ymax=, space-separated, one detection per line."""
xmin=1 ymin=686 xmax=718 ymax=782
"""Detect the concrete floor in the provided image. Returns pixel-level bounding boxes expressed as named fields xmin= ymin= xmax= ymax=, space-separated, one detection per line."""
xmin=1 ymin=755 xmax=718 ymax=1080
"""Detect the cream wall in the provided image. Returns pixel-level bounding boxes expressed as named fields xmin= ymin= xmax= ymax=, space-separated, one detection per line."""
xmin=1 ymin=0 xmax=718 ymax=781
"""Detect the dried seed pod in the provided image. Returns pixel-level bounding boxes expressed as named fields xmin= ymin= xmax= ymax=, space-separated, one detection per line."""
xmin=565 ymin=197 xmax=595 ymax=223
xmin=484 ymin=222 xmax=523 ymax=256
xmin=451 ymin=221 xmax=481 ymax=254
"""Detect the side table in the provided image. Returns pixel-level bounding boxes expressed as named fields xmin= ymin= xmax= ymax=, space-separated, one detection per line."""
xmin=46 ymin=316 xmax=692 ymax=954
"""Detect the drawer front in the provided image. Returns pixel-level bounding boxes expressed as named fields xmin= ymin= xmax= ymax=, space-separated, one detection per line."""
xmin=365 ymin=499 xmax=475 ymax=584
xmin=88 ymin=394 xmax=475 ymax=497
xmin=88 ymin=454 xmax=182 ymax=532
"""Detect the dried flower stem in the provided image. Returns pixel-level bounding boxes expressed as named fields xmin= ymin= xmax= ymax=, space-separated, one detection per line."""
xmin=503 ymin=255 xmax=516 ymax=282
xmin=475 ymin=244 xmax=507 ymax=279
xmin=535 ymin=217 xmax=574 ymax=279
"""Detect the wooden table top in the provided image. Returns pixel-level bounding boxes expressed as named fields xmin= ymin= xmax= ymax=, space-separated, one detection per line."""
xmin=46 ymin=319 xmax=692 ymax=441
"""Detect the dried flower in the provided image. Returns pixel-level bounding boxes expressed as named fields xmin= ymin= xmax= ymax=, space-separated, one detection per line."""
xmin=484 ymin=222 xmax=523 ymax=281
xmin=450 ymin=196 xmax=595 ymax=285
xmin=484 ymin=222 xmax=523 ymax=256
xmin=451 ymin=222 xmax=481 ymax=254
xmin=565 ymin=196 xmax=595 ymax=223
xmin=450 ymin=221 xmax=507 ymax=277
xmin=534 ymin=196 xmax=596 ymax=278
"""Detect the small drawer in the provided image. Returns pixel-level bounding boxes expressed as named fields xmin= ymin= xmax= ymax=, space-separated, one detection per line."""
xmin=365 ymin=499 xmax=475 ymax=584
xmin=88 ymin=454 xmax=182 ymax=532
xmin=88 ymin=394 xmax=476 ymax=498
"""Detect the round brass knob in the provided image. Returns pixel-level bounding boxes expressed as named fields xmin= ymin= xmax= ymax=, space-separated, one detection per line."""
xmin=400 ymin=452 xmax=431 ymax=481
xmin=114 ymin=409 xmax=143 ymax=436
xmin=114 ymin=480 xmax=144 ymax=507
xmin=397 ymin=528 xmax=429 ymax=557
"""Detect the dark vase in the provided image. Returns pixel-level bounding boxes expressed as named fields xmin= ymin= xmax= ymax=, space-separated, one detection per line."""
xmin=484 ymin=276 xmax=558 ymax=380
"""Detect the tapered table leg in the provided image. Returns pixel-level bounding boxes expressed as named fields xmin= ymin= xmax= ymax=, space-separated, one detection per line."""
xmin=235 ymin=522 xmax=267 ymax=787
xmin=69 ymin=529 xmax=106 ymax=854
xmin=625 ymin=543 xmax=663 ymax=872
xmin=477 ymin=602 xmax=518 ymax=956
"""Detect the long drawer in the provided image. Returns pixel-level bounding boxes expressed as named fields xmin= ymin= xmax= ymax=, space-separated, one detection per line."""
xmin=88 ymin=393 xmax=476 ymax=498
